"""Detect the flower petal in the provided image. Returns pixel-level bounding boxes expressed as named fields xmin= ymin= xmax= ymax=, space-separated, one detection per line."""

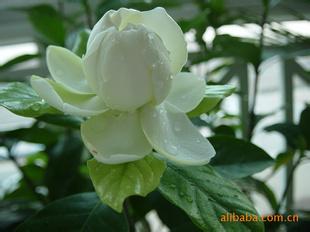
xmin=141 ymin=103 xmax=215 ymax=165
xmin=166 ymin=72 xmax=205 ymax=113
xmin=47 ymin=46 xmax=92 ymax=94
xmin=31 ymin=76 xmax=107 ymax=117
xmin=141 ymin=7 xmax=187 ymax=74
xmin=81 ymin=111 xmax=152 ymax=164
xmin=88 ymin=7 xmax=187 ymax=74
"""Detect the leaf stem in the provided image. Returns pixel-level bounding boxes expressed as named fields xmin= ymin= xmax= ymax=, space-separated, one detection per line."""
xmin=274 ymin=152 xmax=303 ymax=214
xmin=247 ymin=3 xmax=269 ymax=139
xmin=123 ymin=198 xmax=136 ymax=232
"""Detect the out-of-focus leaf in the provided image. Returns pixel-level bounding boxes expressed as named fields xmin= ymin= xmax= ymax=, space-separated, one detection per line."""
xmin=0 ymin=82 xmax=59 ymax=117
xmin=299 ymin=105 xmax=310 ymax=149
xmin=159 ymin=163 xmax=264 ymax=231
xmin=265 ymin=123 xmax=306 ymax=149
xmin=0 ymin=54 xmax=40 ymax=72
xmin=37 ymin=114 xmax=84 ymax=129
xmin=213 ymin=125 xmax=236 ymax=137
xmin=20 ymin=4 xmax=66 ymax=45
xmin=46 ymin=133 xmax=91 ymax=200
xmin=273 ymin=151 xmax=294 ymax=172
xmin=209 ymin=136 xmax=274 ymax=178
xmin=238 ymin=177 xmax=278 ymax=211
xmin=88 ymin=155 xmax=166 ymax=212
xmin=213 ymin=35 xmax=261 ymax=68
xmin=16 ymin=192 xmax=127 ymax=232
xmin=188 ymin=84 xmax=235 ymax=117
xmin=6 ymin=124 xmax=60 ymax=145
xmin=72 ymin=29 xmax=90 ymax=57
xmin=131 ymin=191 xmax=201 ymax=232
xmin=0 ymin=200 xmax=40 ymax=232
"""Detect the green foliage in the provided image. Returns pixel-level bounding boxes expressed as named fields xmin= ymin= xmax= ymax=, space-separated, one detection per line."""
xmin=72 ymin=29 xmax=90 ymax=57
xmin=159 ymin=163 xmax=264 ymax=231
xmin=209 ymin=136 xmax=274 ymax=178
xmin=0 ymin=54 xmax=40 ymax=72
xmin=20 ymin=4 xmax=66 ymax=45
xmin=0 ymin=82 xmax=59 ymax=117
xmin=265 ymin=123 xmax=306 ymax=149
xmin=299 ymin=105 xmax=310 ymax=149
xmin=88 ymin=155 xmax=166 ymax=212
xmin=16 ymin=192 xmax=127 ymax=232
xmin=188 ymin=85 xmax=235 ymax=117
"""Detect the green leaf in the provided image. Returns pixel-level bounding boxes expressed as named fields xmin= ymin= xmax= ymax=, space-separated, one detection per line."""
xmin=188 ymin=85 xmax=235 ymax=117
xmin=299 ymin=105 xmax=310 ymax=150
xmin=72 ymin=29 xmax=90 ymax=57
xmin=265 ymin=123 xmax=306 ymax=149
xmin=21 ymin=5 xmax=66 ymax=45
xmin=273 ymin=151 xmax=294 ymax=172
xmin=0 ymin=82 xmax=59 ymax=117
xmin=46 ymin=133 xmax=91 ymax=200
xmin=209 ymin=136 xmax=274 ymax=178
xmin=37 ymin=114 xmax=84 ymax=129
xmin=88 ymin=155 xmax=166 ymax=212
xmin=0 ymin=54 xmax=40 ymax=72
xmin=16 ymin=192 xmax=127 ymax=232
xmin=159 ymin=163 xmax=264 ymax=232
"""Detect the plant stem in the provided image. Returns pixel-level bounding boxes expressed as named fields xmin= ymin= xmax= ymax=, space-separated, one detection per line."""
xmin=274 ymin=154 xmax=302 ymax=214
xmin=247 ymin=4 xmax=269 ymax=139
xmin=123 ymin=198 xmax=135 ymax=232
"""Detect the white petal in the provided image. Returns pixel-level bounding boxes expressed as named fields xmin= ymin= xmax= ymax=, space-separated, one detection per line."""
xmin=31 ymin=76 xmax=107 ymax=117
xmin=81 ymin=111 xmax=152 ymax=164
xmin=88 ymin=7 xmax=187 ymax=74
xmin=166 ymin=72 xmax=205 ymax=112
xmin=141 ymin=7 xmax=187 ymax=74
xmin=47 ymin=46 xmax=92 ymax=94
xmin=141 ymin=103 xmax=215 ymax=165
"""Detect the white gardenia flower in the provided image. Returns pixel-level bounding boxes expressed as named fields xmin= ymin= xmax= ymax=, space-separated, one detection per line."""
xmin=31 ymin=7 xmax=215 ymax=165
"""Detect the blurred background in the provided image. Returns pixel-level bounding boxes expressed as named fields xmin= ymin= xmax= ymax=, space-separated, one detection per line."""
xmin=0 ymin=0 xmax=309 ymax=231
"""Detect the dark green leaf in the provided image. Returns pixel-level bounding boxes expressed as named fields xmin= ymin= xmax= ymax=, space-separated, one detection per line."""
xmin=0 ymin=82 xmax=59 ymax=117
xmin=37 ymin=114 xmax=84 ymax=129
xmin=21 ymin=5 xmax=66 ymax=45
xmin=273 ymin=151 xmax=294 ymax=172
xmin=46 ymin=133 xmax=91 ymax=200
xmin=213 ymin=125 xmax=236 ymax=137
xmin=16 ymin=192 xmax=127 ymax=232
xmin=299 ymin=105 xmax=310 ymax=150
xmin=265 ymin=123 xmax=306 ymax=149
xmin=213 ymin=35 xmax=261 ymax=68
xmin=159 ymin=163 xmax=264 ymax=231
xmin=0 ymin=54 xmax=40 ymax=72
xmin=209 ymin=136 xmax=274 ymax=178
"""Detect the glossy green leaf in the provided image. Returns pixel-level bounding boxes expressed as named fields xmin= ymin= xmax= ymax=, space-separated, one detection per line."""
xmin=0 ymin=82 xmax=59 ymax=117
xmin=209 ymin=136 xmax=274 ymax=178
xmin=188 ymin=85 xmax=235 ymax=117
xmin=88 ymin=155 xmax=166 ymax=212
xmin=16 ymin=192 xmax=127 ymax=232
xmin=159 ymin=163 xmax=264 ymax=232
